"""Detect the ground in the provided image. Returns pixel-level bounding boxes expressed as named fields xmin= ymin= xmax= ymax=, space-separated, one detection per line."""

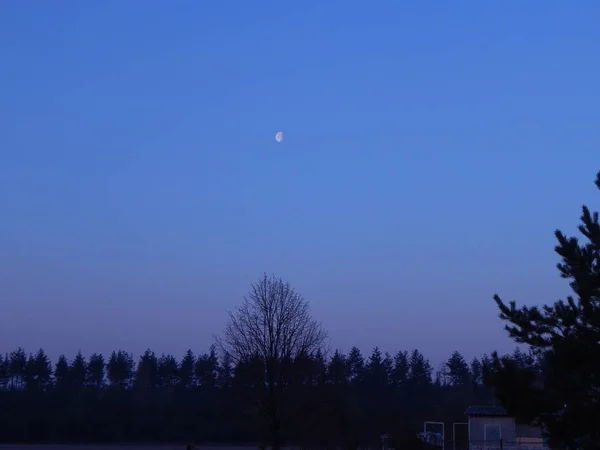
xmin=0 ymin=446 xmax=265 ymax=450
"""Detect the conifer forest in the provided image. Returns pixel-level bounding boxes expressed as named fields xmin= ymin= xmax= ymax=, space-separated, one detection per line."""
xmin=2 ymin=341 xmax=519 ymax=445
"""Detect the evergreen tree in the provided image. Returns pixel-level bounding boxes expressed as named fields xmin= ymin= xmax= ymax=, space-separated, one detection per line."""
xmin=470 ymin=357 xmax=483 ymax=386
xmin=346 ymin=347 xmax=364 ymax=384
xmin=135 ymin=349 xmax=159 ymax=389
xmin=0 ymin=354 xmax=9 ymax=388
xmin=107 ymin=350 xmax=134 ymax=387
xmin=408 ymin=349 xmax=432 ymax=387
xmin=312 ymin=349 xmax=327 ymax=386
xmin=391 ymin=350 xmax=409 ymax=387
xmin=8 ymin=347 xmax=27 ymax=389
xmin=327 ymin=350 xmax=348 ymax=385
xmin=69 ymin=351 xmax=87 ymax=388
xmin=195 ymin=346 xmax=219 ymax=388
xmin=217 ymin=352 xmax=233 ymax=389
xmin=157 ymin=353 xmax=178 ymax=388
xmin=382 ymin=352 xmax=394 ymax=384
xmin=86 ymin=353 xmax=105 ymax=387
xmin=490 ymin=170 xmax=600 ymax=449
xmin=365 ymin=347 xmax=388 ymax=388
xmin=179 ymin=350 xmax=196 ymax=388
xmin=26 ymin=348 xmax=52 ymax=390
xmin=480 ymin=353 xmax=492 ymax=374
xmin=54 ymin=355 xmax=70 ymax=388
xmin=446 ymin=351 xmax=470 ymax=387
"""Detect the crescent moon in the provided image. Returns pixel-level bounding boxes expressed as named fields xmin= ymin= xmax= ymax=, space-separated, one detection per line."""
xmin=275 ymin=131 xmax=283 ymax=143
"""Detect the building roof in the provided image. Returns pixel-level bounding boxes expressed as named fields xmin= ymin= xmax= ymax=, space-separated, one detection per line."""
xmin=464 ymin=405 xmax=508 ymax=416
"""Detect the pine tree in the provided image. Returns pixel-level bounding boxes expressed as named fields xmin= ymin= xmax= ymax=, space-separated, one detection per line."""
xmin=69 ymin=351 xmax=87 ymax=388
xmin=8 ymin=348 xmax=27 ymax=389
xmin=407 ymin=349 xmax=432 ymax=387
xmin=179 ymin=350 xmax=196 ymax=388
xmin=365 ymin=347 xmax=388 ymax=388
xmin=446 ymin=351 xmax=470 ymax=387
xmin=491 ymin=170 xmax=600 ymax=449
xmin=470 ymin=357 xmax=483 ymax=386
xmin=327 ymin=350 xmax=348 ymax=385
xmin=135 ymin=349 xmax=159 ymax=389
xmin=107 ymin=350 xmax=134 ymax=388
xmin=157 ymin=353 xmax=178 ymax=388
xmin=86 ymin=353 xmax=105 ymax=387
xmin=217 ymin=351 xmax=233 ymax=389
xmin=391 ymin=350 xmax=409 ymax=387
xmin=0 ymin=354 xmax=9 ymax=388
xmin=26 ymin=348 xmax=52 ymax=390
xmin=346 ymin=346 xmax=364 ymax=384
xmin=54 ymin=355 xmax=70 ymax=388
xmin=196 ymin=346 xmax=219 ymax=388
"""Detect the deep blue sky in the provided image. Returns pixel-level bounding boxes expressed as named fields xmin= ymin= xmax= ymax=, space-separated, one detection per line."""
xmin=1 ymin=1 xmax=599 ymax=367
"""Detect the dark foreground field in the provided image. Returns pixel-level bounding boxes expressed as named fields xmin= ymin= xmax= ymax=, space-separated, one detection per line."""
xmin=0 ymin=446 xmax=266 ymax=450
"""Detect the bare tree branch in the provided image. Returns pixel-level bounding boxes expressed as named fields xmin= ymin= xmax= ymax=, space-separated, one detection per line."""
xmin=214 ymin=273 xmax=328 ymax=450
xmin=217 ymin=273 xmax=327 ymax=366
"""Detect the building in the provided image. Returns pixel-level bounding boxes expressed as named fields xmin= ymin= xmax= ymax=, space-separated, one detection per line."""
xmin=465 ymin=405 xmax=515 ymax=448
xmin=465 ymin=405 xmax=547 ymax=450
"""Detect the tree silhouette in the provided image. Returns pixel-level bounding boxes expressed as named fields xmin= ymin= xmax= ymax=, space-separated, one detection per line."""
xmin=217 ymin=351 xmax=233 ymax=389
xmin=346 ymin=346 xmax=365 ymax=384
xmin=491 ymin=170 xmax=600 ymax=449
xmin=0 ymin=342 xmax=501 ymax=445
xmin=179 ymin=349 xmax=195 ymax=389
xmin=408 ymin=349 xmax=432 ymax=386
xmin=23 ymin=348 xmax=52 ymax=390
xmin=69 ymin=351 xmax=87 ymax=388
xmin=107 ymin=350 xmax=134 ymax=387
xmin=135 ymin=349 xmax=159 ymax=389
xmin=217 ymin=273 xmax=328 ymax=450
xmin=9 ymin=347 xmax=26 ymax=389
xmin=195 ymin=345 xmax=219 ymax=388
xmin=391 ymin=350 xmax=409 ymax=387
xmin=0 ymin=354 xmax=9 ymax=389
xmin=364 ymin=347 xmax=389 ymax=389
xmin=470 ymin=357 xmax=483 ymax=386
xmin=327 ymin=350 xmax=348 ymax=385
xmin=446 ymin=351 xmax=470 ymax=387
xmin=86 ymin=352 xmax=105 ymax=387
xmin=157 ymin=353 xmax=178 ymax=388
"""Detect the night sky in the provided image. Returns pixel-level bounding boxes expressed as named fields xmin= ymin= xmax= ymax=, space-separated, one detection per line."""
xmin=1 ymin=0 xmax=599 ymax=366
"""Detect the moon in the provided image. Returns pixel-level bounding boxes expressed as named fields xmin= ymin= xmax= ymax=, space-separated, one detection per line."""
xmin=275 ymin=131 xmax=283 ymax=143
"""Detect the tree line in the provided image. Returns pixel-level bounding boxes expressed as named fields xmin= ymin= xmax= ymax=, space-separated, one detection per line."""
xmin=1 ymin=342 xmax=535 ymax=445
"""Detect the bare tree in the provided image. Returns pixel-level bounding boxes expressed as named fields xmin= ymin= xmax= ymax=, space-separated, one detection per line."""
xmin=217 ymin=273 xmax=328 ymax=450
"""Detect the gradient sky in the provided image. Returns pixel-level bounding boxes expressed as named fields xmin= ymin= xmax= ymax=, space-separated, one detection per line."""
xmin=1 ymin=1 xmax=599 ymax=368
